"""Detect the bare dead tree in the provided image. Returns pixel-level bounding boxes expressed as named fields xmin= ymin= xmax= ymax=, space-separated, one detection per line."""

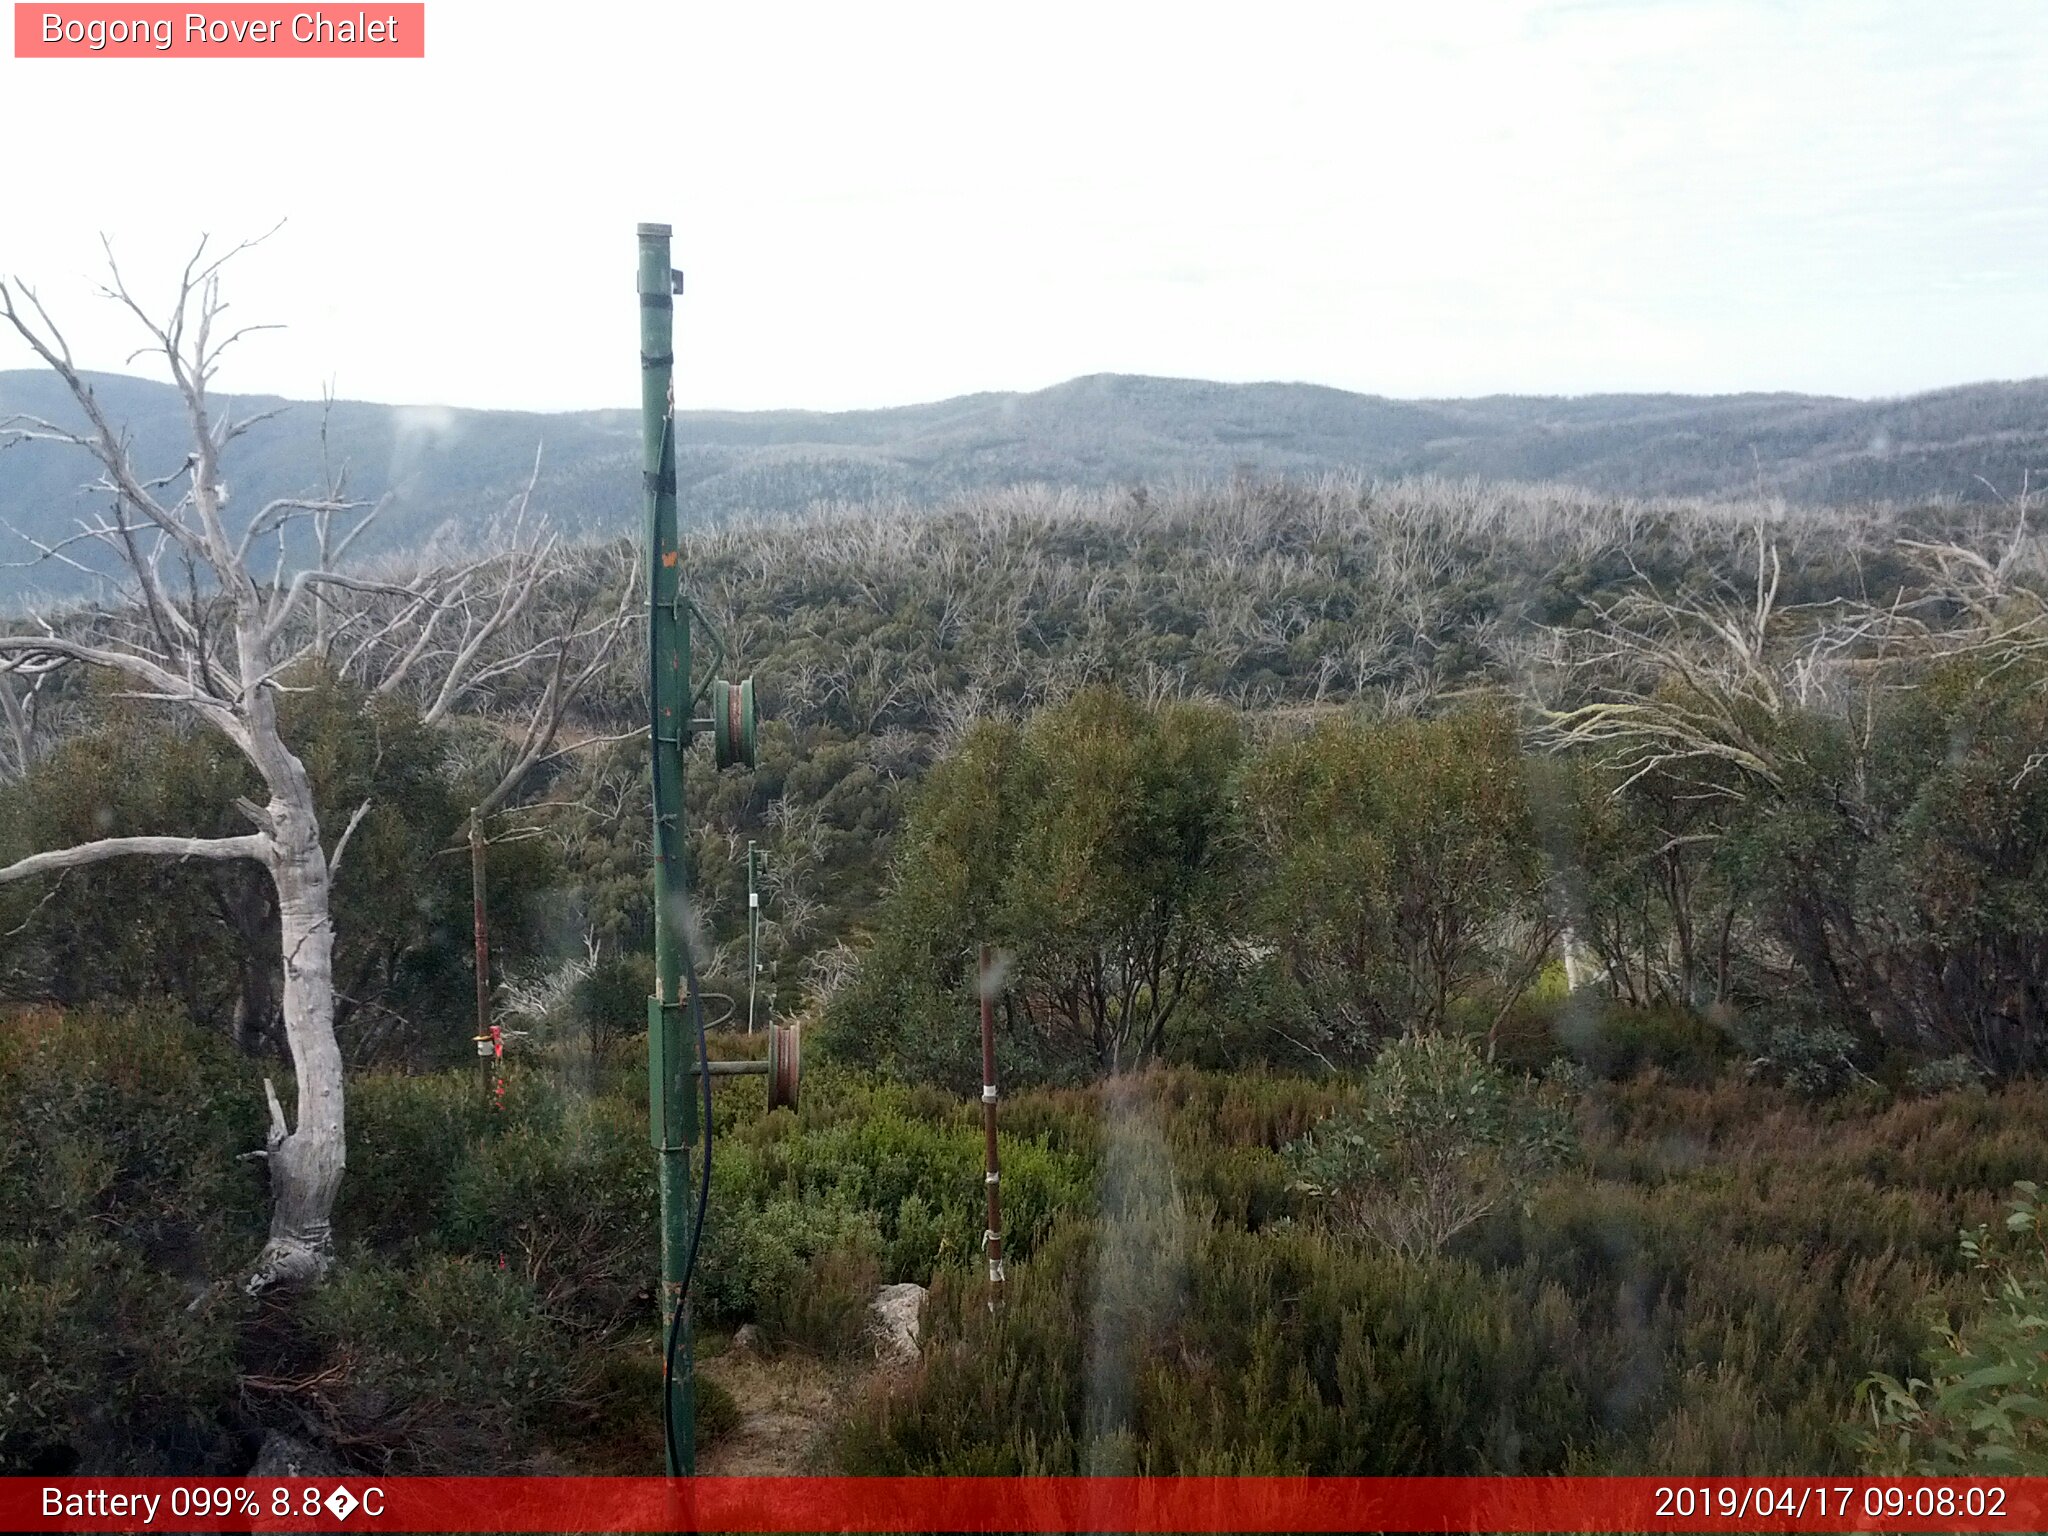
xmin=1539 ymin=506 xmax=2045 ymax=795
xmin=1884 ymin=479 xmax=2048 ymax=681
xmin=1534 ymin=532 xmax=1811 ymax=797
xmin=453 ymin=544 xmax=638 ymax=824
xmin=445 ymin=543 xmax=635 ymax=1056
xmin=0 ymin=238 xmax=598 ymax=1294
xmin=0 ymin=666 xmax=60 ymax=784
xmin=803 ymin=939 xmax=860 ymax=1010
xmin=1531 ymin=508 xmax=2046 ymax=1039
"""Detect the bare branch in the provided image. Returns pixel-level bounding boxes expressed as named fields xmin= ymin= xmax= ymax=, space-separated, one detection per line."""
xmin=0 ymin=278 xmax=210 ymax=564
xmin=0 ymin=631 xmax=228 ymax=713
xmin=237 ymin=494 xmax=363 ymax=565
xmin=327 ymin=799 xmax=373 ymax=877
xmin=0 ymin=832 xmax=271 ymax=886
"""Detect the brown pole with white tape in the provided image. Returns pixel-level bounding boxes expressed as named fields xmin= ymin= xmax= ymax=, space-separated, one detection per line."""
xmin=470 ymin=811 xmax=492 ymax=1090
xmin=979 ymin=944 xmax=1005 ymax=1307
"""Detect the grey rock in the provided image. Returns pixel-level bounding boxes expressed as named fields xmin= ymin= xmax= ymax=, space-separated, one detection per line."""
xmin=869 ymin=1281 xmax=927 ymax=1367
xmin=250 ymin=1431 xmax=340 ymax=1478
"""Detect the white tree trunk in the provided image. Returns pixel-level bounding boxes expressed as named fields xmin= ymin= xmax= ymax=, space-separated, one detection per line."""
xmin=243 ymin=755 xmax=346 ymax=1294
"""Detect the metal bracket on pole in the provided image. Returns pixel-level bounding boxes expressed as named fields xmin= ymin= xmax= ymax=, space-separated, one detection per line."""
xmin=691 ymin=1022 xmax=801 ymax=1111
xmin=646 ymin=997 xmax=697 ymax=1153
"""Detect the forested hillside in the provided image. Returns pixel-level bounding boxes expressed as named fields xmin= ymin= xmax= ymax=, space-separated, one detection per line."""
xmin=6 ymin=367 xmax=2047 ymax=600
xmin=5 ymin=473 xmax=2047 ymax=1480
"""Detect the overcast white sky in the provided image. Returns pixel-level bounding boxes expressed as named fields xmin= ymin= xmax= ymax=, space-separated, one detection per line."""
xmin=2 ymin=0 xmax=2044 ymax=412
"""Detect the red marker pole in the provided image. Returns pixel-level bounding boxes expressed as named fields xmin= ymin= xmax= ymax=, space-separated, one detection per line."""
xmin=979 ymin=945 xmax=1004 ymax=1307
xmin=470 ymin=812 xmax=491 ymax=1092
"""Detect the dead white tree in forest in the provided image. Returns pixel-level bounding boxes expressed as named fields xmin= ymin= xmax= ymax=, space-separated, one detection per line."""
xmin=0 ymin=669 xmax=60 ymax=784
xmin=1526 ymin=532 xmax=1848 ymax=1006
xmin=1532 ymin=509 xmax=2047 ymax=1022
xmin=1888 ymin=480 xmax=2048 ymax=679
xmin=1535 ymin=533 xmax=1815 ymax=796
xmin=1539 ymin=511 xmax=2046 ymax=793
xmin=420 ymin=535 xmax=635 ymax=1062
xmin=0 ymin=238 xmax=617 ymax=1293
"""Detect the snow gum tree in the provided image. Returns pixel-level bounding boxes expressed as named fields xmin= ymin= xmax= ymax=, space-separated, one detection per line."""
xmin=0 ymin=238 xmax=620 ymax=1292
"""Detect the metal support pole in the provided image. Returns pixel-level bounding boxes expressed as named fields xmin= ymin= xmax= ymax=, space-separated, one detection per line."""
xmin=640 ymin=221 xmax=696 ymax=1477
xmin=979 ymin=945 xmax=1005 ymax=1307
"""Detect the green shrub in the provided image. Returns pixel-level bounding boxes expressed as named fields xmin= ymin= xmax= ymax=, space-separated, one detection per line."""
xmin=1850 ymin=1181 xmax=2048 ymax=1473
xmin=840 ymin=1214 xmax=1591 ymax=1475
xmin=1285 ymin=1034 xmax=1575 ymax=1257
xmin=0 ymin=1005 xmax=258 ymax=1474
xmin=1906 ymin=1056 xmax=1988 ymax=1097
xmin=1554 ymin=1002 xmax=1735 ymax=1084
xmin=0 ymin=1232 xmax=240 ymax=1474
xmin=442 ymin=1093 xmax=655 ymax=1329
xmin=296 ymin=1254 xmax=592 ymax=1473
xmin=338 ymin=1069 xmax=495 ymax=1251
xmin=1740 ymin=1014 xmax=1865 ymax=1097
xmin=15 ymin=988 xmax=2048 ymax=1482
xmin=0 ymin=1004 xmax=264 ymax=1254
xmin=842 ymin=1061 xmax=2028 ymax=1479
xmin=765 ymin=1244 xmax=884 ymax=1357
xmin=748 ymin=1105 xmax=1090 ymax=1280
xmin=695 ymin=1196 xmax=881 ymax=1331
xmin=887 ymin=1192 xmax=956 ymax=1277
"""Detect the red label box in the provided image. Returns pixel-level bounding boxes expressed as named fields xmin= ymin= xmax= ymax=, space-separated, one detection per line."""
xmin=14 ymin=3 xmax=425 ymax=56
xmin=5 ymin=1476 xmax=2046 ymax=1533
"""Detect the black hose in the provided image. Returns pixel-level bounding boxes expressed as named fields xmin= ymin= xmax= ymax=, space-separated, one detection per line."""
xmin=661 ymin=920 xmax=714 ymax=1476
xmin=648 ymin=406 xmax=714 ymax=1477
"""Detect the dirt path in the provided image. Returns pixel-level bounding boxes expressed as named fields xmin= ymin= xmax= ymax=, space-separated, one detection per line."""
xmin=695 ymin=1345 xmax=882 ymax=1475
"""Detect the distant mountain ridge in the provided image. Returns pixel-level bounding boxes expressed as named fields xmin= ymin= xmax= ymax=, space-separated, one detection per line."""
xmin=2 ymin=368 xmax=2043 ymax=599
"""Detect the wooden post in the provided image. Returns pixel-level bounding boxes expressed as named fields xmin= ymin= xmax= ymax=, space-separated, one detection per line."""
xmin=470 ymin=810 xmax=490 ymax=1085
xmin=979 ymin=945 xmax=1005 ymax=1307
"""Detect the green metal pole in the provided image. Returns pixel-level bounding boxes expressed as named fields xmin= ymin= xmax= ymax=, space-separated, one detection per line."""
xmin=639 ymin=221 xmax=696 ymax=1476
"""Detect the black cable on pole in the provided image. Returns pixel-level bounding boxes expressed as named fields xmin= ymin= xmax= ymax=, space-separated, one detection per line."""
xmin=650 ymin=397 xmax=714 ymax=1476
xmin=661 ymin=924 xmax=713 ymax=1476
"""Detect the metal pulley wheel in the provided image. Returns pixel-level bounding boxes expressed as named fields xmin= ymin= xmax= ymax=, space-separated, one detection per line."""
xmin=711 ymin=677 xmax=757 ymax=770
xmin=766 ymin=1020 xmax=801 ymax=1111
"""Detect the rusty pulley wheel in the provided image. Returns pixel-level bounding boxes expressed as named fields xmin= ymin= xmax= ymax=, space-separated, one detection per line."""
xmin=711 ymin=677 xmax=757 ymax=771
xmin=766 ymin=1020 xmax=801 ymax=1112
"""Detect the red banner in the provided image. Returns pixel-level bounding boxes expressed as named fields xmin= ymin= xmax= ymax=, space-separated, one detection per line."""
xmin=6 ymin=1476 xmax=2045 ymax=1532
xmin=13 ymin=4 xmax=424 ymax=57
